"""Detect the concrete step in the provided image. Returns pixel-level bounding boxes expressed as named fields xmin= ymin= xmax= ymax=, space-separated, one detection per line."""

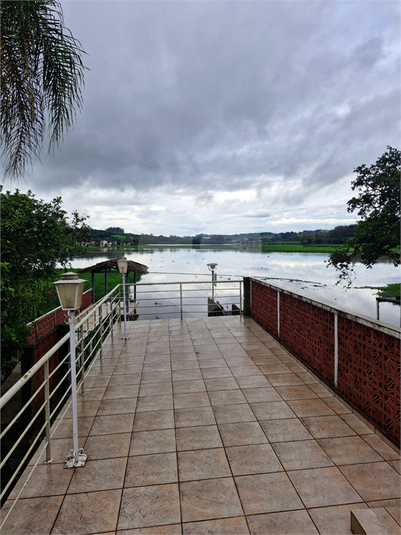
xmin=351 ymin=508 xmax=401 ymax=535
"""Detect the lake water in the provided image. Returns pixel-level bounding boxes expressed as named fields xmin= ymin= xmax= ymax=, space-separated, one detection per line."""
xmin=72 ymin=247 xmax=400 ymax=328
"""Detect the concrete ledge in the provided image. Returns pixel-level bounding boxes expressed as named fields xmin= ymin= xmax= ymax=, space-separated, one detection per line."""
xmin=351 ymin=508 xmax=401 ymax=534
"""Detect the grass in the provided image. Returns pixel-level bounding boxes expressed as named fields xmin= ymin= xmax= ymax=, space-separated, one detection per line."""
xmin=260 ymin=243 xmax=338 ymax=254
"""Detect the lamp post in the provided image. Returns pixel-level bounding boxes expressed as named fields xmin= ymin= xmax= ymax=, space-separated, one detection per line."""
xmin=53 ymin=272 xmax=87 ymax=468
xmin=117 ymin=257 xmax=129 ymax=339
xmin=207 ymin=263 xmax=218 ymax=301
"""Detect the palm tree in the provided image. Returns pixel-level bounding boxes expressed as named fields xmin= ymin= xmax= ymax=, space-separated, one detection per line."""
xmin=1 ymin=0 xmax=86 ymax=179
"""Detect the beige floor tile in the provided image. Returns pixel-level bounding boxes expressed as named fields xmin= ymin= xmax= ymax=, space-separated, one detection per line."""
xmin=175 ymin=406 xmax=216 ymax=427
xmin=368 ymin=499 xmax=401 ymax=511
xmin=103 ymin=385 xmax=139 ymax=399
xmin=301 ymin=415 xmax=356 ymax=439
xmin=213 ymin=403 xmax=256 ymax=424
xmin=173 ymin=369 xmax=203 ymax=381
xmin=117 ymin=525 xmax=182 ymax=534
xmin=340 ymin=413 xmax=374 ymax=435
xmin=250 ymin=400 xmax=295 ymax=420
xmin=208 ymin=389 xmax=247 ymax=406
xmin=339 ymin=462 xmax=401 ymax=501
xmin=139 ymin=381 xmax=173 ymax=396
xmin=118 ymin=484 xmax=180 ymax=530
xmin=28 ymin=437 xmax=75 ymax=465
xmin=235 ymin=472 xmax=304 ymax=514
xmin=52 ymin=416 xmax=94 ymax=439
xmin=173 ymin=379 xmax=206 ymax=393
xmin=174 ymin=391 xmax=211 ymax=409
xmin=141 ymin=371 xmax=172 ymax=383
xmin=91 ymin=413 xmax=134 ymax=435
xmin=229 ymin=366 xmax=263 ymax=377
xmin=176 ymin=425 xmax=223 ymax=451
xmin=273 ymin=439 xmax=334 ymax=470
xmin=351 ymin=508 xmax=401 ymax=535
xmin=171 ymin=360 xmax=200 ymax=370
xmin=265 ymin=373 xmax=304 ymax=386
xmin=308 ymin=383 xmax=334 ymax=398
xmin=198 ymin=358 xmax=226 ymax=368
xmin=125 ymin=452 xmax=178 ymax=486
xmin=79 ymin=387 xmax=106 ymax=400
xmin=204 ymin=377 xmax=239 ymax=391
xmin=201 ymin=367 xmax=233 ymax=379
xmin=143 ymin=362 xmax=171 ymax=373
xmin=289 ymin=466 xmax=363 ymax=508
xmin=113 ymin=365 xmax=143 ymax=375
xmin=323 ymin=396 xmax=352 ymax=414
xmin=136 ymin=395 xmax=174 ymax=412
xmin=62 ymin=400 xmax=101 ymax=418
xmin=362 ymin=434 xmax=401 ymax=461
xmin=275 ymin=385 xmax=318 ymax=400
xmin=183 ymin=516 xmax=249 ymax=534
xmin=235 ymin=375 xmax=271 ymax=388
xmin=9 ymin=462 xmax=73 ymax=499
xmin=308 ymin=503 xmax=369 ymax=535
xmin=226 ymin=443 xmax=283 ymax=475
xmin=53 ymin=489 xmax=122 ymax=534
xmin=109 ymin=374 xmax=141 ymax=386
xmin=318 ymin=436 xmax=383 ymax=465
xmin=241 ymin=387 xmax=281 ymax=403
xmin=98 ymin=397 xmax=137 ymax=415
xmin=178 ymin=448 xmax=231 ymax=481
xmin=247 ymin=509 xmax=319 ymax=534
xmin=68 ymin=457 xmax=127 ymax=493
xmin=389 ymin=459 xmax=401 ymax=474
xmin=180 ymin=477 xmax=243 ymax=522
xmin=130 ymin=428 xmax=176 ymax=455
xmin=258 ymin=364 xmax=291 ymax=375
xmin=287 ymin=398 xmax=335 ymax=417
xmin=219 ymin=421 xmax=268 ymax=446
xmin=133 ymin=410 xmax=174 ymax=431
xmin=84 ymin=433 xmax=131 ymax=459
xmin=1 ymin=495 xmax=63 ymax=534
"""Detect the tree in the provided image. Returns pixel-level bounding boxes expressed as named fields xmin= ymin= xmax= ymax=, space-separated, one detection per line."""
xmin=1 ymin=189 xmax=89 ymax=382
xmin=328 ymin=146 xmax=400 ymax=284
xmin=1 ymin=0 xmax=86 ymax=179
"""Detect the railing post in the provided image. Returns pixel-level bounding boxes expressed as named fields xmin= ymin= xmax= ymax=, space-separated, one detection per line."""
xmin=277 ymin=290 xmax=280 ymax=340
xmin=180 ymin=283 xmax=183 ymax=320
xmin=43 ymin=360 xmax=52 ymax=464
xmin=80 ymin=325 xmax=85 ymax=396
xmin=334 ymin=312 xmax=338 ymax=389
xmin=239 ymin=281 xmax=243 ymax=316
xmin=100 ymin=304 xmax=103 ymax=358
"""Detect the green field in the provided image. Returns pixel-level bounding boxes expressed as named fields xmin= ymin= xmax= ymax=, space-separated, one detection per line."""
xmin=260 ymin=243 xmax=338 ymax=254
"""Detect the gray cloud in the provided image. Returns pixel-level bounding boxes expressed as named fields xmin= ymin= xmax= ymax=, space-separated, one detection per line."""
xmin=16 ymin=0 xmax=401 ymax=234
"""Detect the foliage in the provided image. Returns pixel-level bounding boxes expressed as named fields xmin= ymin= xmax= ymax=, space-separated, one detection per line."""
xmin=328 ymin=146 xmax=400 ymax=284
xmin=1 ymin=0 xmax=86 ymax=179
xmin=376 ymin=283 xmax=400 ymax=299
xmin=1 ymin=189 xmax=89 ymax=382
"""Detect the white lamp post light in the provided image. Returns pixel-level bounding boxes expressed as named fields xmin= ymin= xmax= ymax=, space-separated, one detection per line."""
xmin=117 ymin=257 xmax=129 ymax=339
xmin=207 ymin=263 xmax=218 ymax=301
xmin=53 ymin=272 xmax=87 ymax=468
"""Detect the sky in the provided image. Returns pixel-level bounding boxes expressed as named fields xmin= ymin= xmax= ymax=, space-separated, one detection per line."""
xmin=10 ymin=0 xmax=401 ymax=236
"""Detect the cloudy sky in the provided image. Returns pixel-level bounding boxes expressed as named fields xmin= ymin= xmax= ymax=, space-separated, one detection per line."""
xmin=14 ymin=0 xmax=401 ymax=235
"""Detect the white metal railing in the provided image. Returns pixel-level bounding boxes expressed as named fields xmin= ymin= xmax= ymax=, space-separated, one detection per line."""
xmin=125 ymin=279 xmax=243 ymax=320
xmin=0 ymin=285 xmax=121 ymax=528
xmin=0 ymin=278 xmax=242 ymax=524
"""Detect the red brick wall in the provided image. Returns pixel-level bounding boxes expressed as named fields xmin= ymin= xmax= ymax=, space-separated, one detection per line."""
xmin=27 ymin=289 xmax=93 ymax=409
xmin=250 ymin=279 xmax=400 ymax=447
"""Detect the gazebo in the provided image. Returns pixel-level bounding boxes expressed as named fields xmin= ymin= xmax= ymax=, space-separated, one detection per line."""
xmin=78 ymin=257 xmax=148 ymax=302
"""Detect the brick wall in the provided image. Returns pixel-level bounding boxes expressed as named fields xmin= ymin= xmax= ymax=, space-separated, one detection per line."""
xmin=250 ymin=279 xmax=400 ymax=447
xmin=26 ymin=289 xmax=93 ymax=409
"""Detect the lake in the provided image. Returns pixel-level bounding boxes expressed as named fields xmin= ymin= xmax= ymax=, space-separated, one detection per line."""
xmin=72 ymin=246 xmax=400 ymax=328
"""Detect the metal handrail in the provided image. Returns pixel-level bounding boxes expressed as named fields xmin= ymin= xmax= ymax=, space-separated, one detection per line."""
xmin=0 ymin=285 xmax=121 ymax=523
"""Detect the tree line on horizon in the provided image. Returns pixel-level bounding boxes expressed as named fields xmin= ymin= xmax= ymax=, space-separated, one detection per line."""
xmin=88 ymin=225 xmax=357 ymax=246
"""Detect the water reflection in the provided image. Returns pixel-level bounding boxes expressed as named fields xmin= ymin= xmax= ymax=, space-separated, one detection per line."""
xmin=72 ymin=247 xmax=400 ymax=327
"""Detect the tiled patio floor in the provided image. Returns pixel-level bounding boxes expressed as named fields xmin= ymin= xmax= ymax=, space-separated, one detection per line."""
xmin=3 ymin=316 xmax=400 ymax=534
